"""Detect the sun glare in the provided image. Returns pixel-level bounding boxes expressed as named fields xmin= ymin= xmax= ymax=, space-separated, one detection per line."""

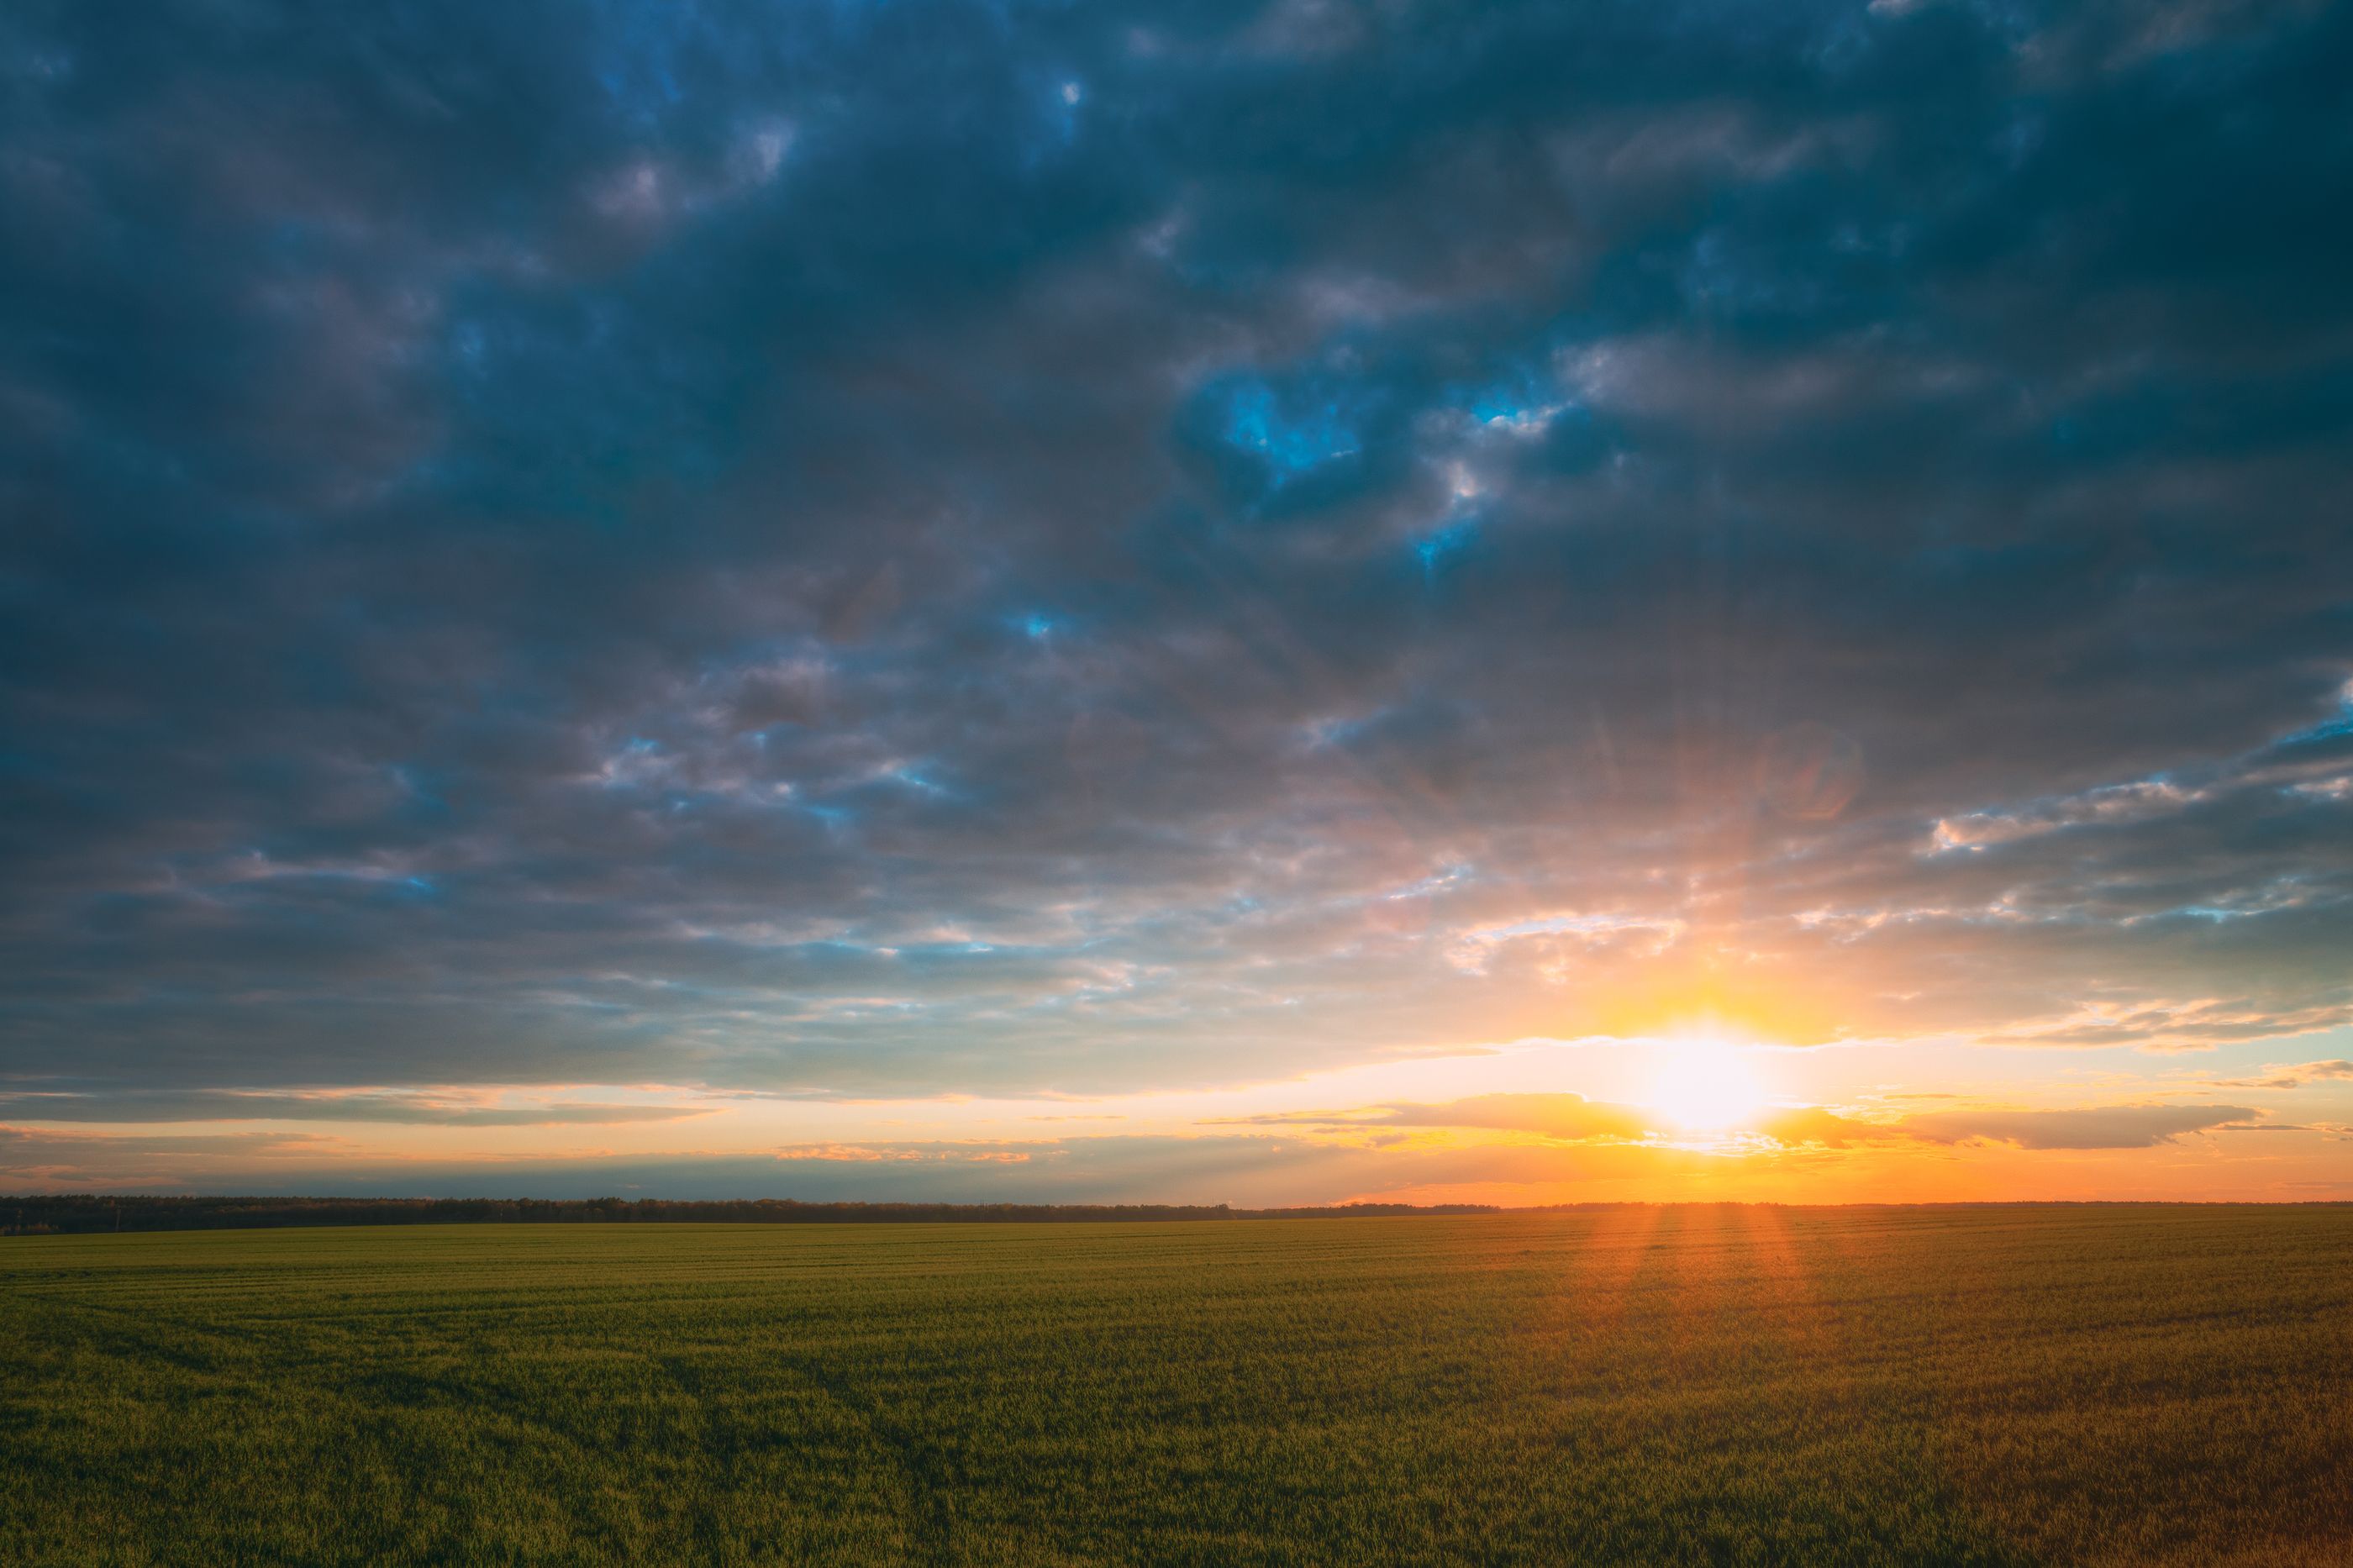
xmin=1645 ymin=1033 xmax=1769 ymax=1132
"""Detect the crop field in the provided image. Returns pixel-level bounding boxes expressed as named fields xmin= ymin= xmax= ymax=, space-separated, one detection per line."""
xmin=3 ymin=1207 xmax=2350 ymax=1566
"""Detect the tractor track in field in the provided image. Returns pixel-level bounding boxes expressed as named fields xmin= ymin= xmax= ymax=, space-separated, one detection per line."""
xmin=771 ymin=1349 xmax=967 ymax=1567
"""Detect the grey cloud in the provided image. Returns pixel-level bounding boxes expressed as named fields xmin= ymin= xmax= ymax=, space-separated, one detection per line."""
xmin=1897 ymin=1103 xmax=2260 ymax=1150
xmin=2211 ymin=1060 xmax=2353 ymax=1091
xmin=0 ymin=1091 xmax=711 ymax=1126
xmin=1225 ymin=1092 xmax=1653 ymax=1140
xmin=0 ymin=1129 xmax=1727 ymax=1203
xmin=1 ymin=0 xmax=2350 ymax=1108
xmin=0 ymin=1125 xmax=347 ymax=1190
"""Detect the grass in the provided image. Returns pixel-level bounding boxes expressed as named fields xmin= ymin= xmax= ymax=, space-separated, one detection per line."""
xmin=2 ymin=1205 xmax=2348 ymax=1565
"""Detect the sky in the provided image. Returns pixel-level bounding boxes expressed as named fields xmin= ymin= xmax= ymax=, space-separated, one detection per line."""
xmin=3 ymin=0 xmax=2351 ymax=1204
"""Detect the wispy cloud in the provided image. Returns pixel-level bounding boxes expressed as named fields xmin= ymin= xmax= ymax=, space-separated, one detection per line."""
xmin=0 ymin=1091 xmax=713 ymax=1127
xmin=2208 ymin=1060 xmax=2353 ymax=1091
xmin=1220 ymin=1093 xmax=1651 ymax=1141
xmin=1896 ymin=1105 xmax=2260 ymax=1151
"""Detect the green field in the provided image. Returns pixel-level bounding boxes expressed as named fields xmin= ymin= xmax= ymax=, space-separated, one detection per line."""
xmin=3 ymin=1207 xmax=2348 ymax=1565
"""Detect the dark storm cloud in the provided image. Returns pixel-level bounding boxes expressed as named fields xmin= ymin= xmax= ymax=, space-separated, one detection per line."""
xmin=3 ymin=0 xmax=2351 ymax=1103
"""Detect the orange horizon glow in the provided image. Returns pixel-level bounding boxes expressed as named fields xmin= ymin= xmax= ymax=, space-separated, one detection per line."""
xmin=7 ymin=1021 xmax=2350 ymax=1205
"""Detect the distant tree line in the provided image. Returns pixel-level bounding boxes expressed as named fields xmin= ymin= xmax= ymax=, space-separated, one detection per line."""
xmin=0 ymin=1194 xmax=1500 ymax=1236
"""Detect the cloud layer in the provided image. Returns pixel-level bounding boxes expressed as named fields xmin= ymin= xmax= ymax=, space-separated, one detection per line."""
xmin=3 ymin=0 xmax=2350 ymax=1123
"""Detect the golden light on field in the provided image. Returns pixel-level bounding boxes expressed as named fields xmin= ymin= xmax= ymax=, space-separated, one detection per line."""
xmin=1643 ymin=1030 xmax=1770 ymax=1132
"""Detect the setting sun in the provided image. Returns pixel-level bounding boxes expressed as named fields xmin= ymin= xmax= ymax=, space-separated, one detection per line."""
xmin=1644 ymin=1034 xmax=1770 ymax=1132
